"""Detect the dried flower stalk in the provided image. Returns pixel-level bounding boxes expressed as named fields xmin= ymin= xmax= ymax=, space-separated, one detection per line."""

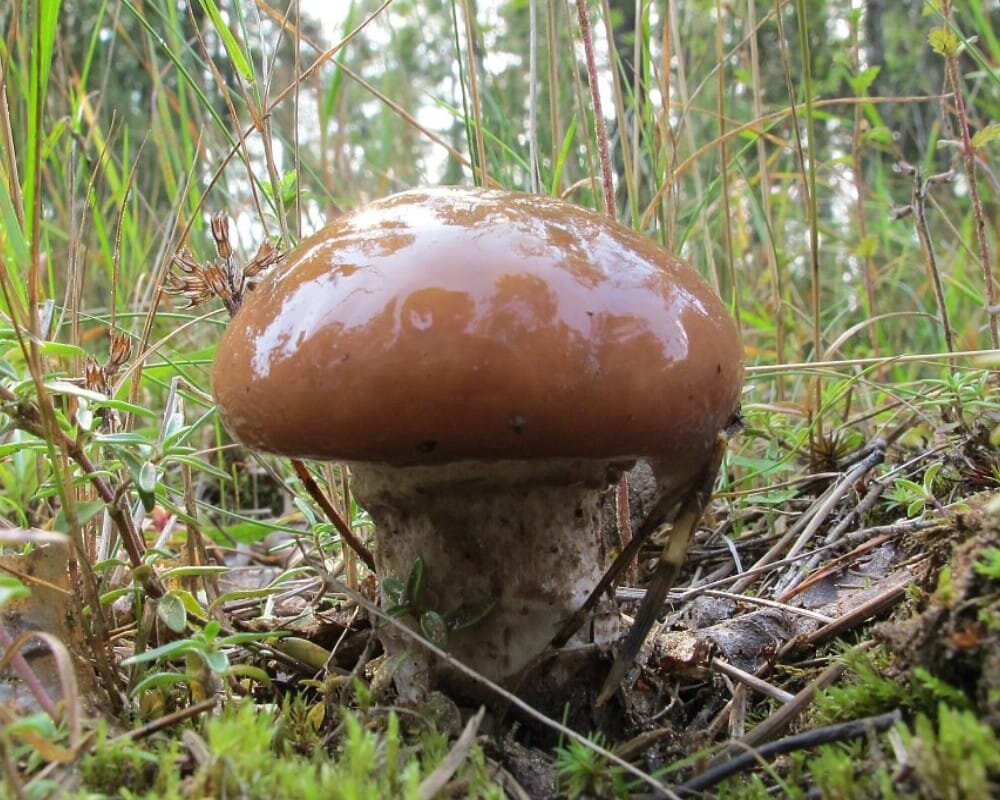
xmin=167 ymin=214 xmax=283 ymax=316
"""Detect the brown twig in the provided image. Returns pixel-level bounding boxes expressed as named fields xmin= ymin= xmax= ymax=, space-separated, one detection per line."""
xmin=416 ymin=707 xmax=485 ymax=800
xmin=705 ymin=640 xmax=875 ymax=762
xmin=711 ymin=658 xmax=794 ymax=704
xmin=892 ymin=162 xmax=956 ymax=364
xmin=291 ymin=460 xmax=376 ymax=572
xmin=770 ymin=441 xmax=886 ymax=596
xmin=598 ymin=433 xmax=728 ymax=706
xmin=118 ymin=697 xmax=218 ymax=742
xmin=792 ymin=569 xmax=923 ymax=652
xmin=778 ymin=478 xmax=885 ymax=597
xmin=459 ymin=0 xmax=489 ymax=185
xmin=549 ymin=484 xmax=685 ymax=649
xmin=575 ymin=0 xmax=615 ymax=216
xmin=729 ymin=439 xmax=885 ymax=596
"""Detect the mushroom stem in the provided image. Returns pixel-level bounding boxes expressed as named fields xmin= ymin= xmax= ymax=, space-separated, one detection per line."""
xmin=350 ymin=459 xmax=624 ymax=693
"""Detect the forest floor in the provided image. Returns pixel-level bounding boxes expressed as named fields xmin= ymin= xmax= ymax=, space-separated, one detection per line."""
xmin=4 ymin=412 xmax=999 ymax=798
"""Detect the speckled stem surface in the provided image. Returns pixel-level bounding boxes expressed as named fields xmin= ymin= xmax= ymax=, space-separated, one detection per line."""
xmin=351 ymin=459 xmax=623 ymax=694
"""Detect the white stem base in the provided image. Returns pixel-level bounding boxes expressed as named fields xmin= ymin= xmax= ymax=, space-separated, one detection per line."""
xmin=351 ymin=460 xmax=624 ymax=694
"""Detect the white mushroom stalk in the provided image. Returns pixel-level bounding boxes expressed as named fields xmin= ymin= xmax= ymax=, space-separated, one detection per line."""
xmin=352 ymin=459 xmax=623 ymax=689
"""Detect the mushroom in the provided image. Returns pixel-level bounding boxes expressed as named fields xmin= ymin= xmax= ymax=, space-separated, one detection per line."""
xmin=212 ymin=187 xmax=742 ymax=695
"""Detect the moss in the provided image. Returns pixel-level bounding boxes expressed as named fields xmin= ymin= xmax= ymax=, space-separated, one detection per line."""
xmin=61 ymin=702 xmax=504 ymax=800
xmin=896 ymin=705 xmax=1000 ymax=800
xmin=553 ymin=733 xmax=636 ymax=799
xmin=718 ymin=708 xmax=999 ymax=799
xmin=813 ymin=647 xmax=967 ymax=724
xmin=78 ymin=723 xmax=162 ymax=797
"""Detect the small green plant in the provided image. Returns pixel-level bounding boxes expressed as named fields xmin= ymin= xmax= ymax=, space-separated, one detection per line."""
xmin=886 ymin=461 xmax=947 ymax=518
xmin=933 ymin=563 xmax=957 ymax=606
xmin=806 ymin=741 xmax=896 ymax=800
xmin=815 ymin=647 xmax=969 ymax=723
xmin=0 ymin=574 xmax=29 ymax=609
xmin=717 ymin=702 xmax=998 ymax=798
xmin=973 ymin=546 xmax=1000 ymax=581
xmin=381 ymin=556 xmax=496 ymax=647
xmin=182 ymin=702 xmax=499 ymax=800
xmin=717 ymin=773 xmax=788 ymax=800
xmin=903 ymin=370 xmax=1000 ymax=433
xmin=553 ymin=733 xmax=634 ymax=799
xmin=122 ymin=619 xmax=276 ymax=702
xmin=29 ymin=702 xmax=503 ymax=799
xmin=272 ymin=694 xmax=327 ymax=755
xmin=897 ymin=704 xmax=1000 ymax=800
xmin=77 ymin=721 xmax=163 ymax=797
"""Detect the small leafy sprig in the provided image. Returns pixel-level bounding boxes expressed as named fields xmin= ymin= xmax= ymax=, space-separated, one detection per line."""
xmin=167 ymin=214 xmax=283 ymax=316
xmin=122 ymin=618 xmax=277 ymax=701
xmin=381 ymin=557 xmax=497 ymax=647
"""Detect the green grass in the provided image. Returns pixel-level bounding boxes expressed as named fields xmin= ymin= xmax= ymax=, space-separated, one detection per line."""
xmin=3 ymin=702 xmax=503 ymax=800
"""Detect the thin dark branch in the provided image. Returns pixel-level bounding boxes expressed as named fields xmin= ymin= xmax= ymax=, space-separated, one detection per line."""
xmin=677 ymin=710 xmax=901 ymax=796
xmin=291 ymin=459 xmax=376 ymax=572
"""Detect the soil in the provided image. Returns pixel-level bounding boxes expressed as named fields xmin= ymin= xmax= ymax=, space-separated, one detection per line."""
xmin=876 ymin=502 xmax=1000 ymax=731
xmin=496 ymin=495 xmax=1000 ymax=794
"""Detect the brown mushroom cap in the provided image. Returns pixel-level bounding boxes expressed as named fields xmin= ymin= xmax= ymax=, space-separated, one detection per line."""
xmin=212 ymin=187 xmax=743 ymax=464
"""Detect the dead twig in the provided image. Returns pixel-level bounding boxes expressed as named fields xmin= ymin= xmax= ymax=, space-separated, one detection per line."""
xmin=549 ymin=485 xmax=684 ymax=649
xmin=119 ymin=697 xmax=218 ymax=742
xmin=679 ymin=709 xmax=901 ymax=796
xmin=598 ymin=433 xmax=728 ymax=706
xmin=711 ymin=659 xmax=794 ymax=704
xmin=575 ymin=0 xmax=616 ymax=215
xmin=705 ymin=640 xmax=874 ymax=761
xmin=731 ymin=439 xmax=885 ymax=596
xmin=416 ymin=707 xmax=485 ymax=800
xmin=291 ymin=460 xmax=376 ymax=572
xmin=788 ymin=564 xmax=926 ymax=653
xmin=779 ymin=478 xmax=885 ymax=596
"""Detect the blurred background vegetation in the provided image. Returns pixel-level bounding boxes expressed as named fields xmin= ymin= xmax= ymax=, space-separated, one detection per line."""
xmin=5 ymin=1 xmax=1000 ymax=409
xmin=6 ymin=0 xmax=1000 ymax=366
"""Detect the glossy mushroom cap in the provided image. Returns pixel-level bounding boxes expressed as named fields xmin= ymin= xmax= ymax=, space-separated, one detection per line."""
xmin=212 ymin=187 xmax=743 ymax=465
